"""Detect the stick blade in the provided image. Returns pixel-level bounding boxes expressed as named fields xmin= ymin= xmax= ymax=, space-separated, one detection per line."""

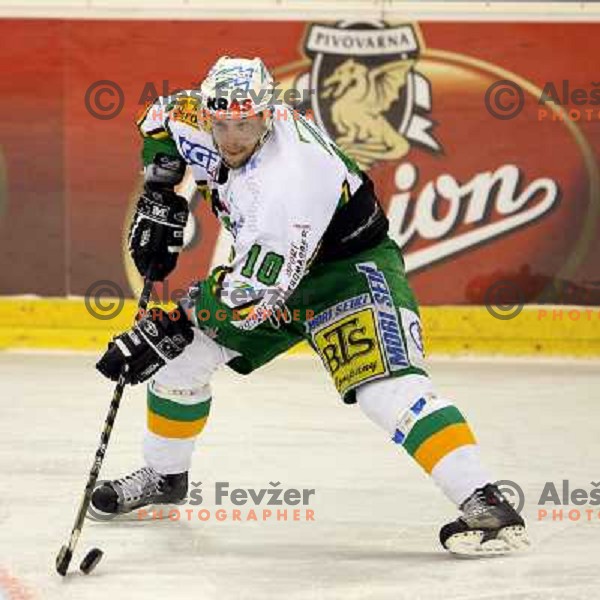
xmin=56 ymin=545 xmax=73 ymax=576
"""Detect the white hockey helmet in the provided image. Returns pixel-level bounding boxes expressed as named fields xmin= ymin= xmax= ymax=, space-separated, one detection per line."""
xmin=200 ymin=56 xmax=275 ymax=119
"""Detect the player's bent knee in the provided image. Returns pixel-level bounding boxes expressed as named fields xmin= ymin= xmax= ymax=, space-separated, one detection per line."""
xmin=356 ymin=374 xmax=435 ymax=436
xmin=150 ymin=327 xmax=235 ymax=392
xmin=144 ymin=328 xmax=231 ymax=444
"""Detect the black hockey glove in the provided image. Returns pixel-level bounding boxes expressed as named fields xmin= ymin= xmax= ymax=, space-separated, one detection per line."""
xmin=128 ymin=186 xmax=189 ymax=281
xmin=96 ymin=306 xmax=194 ymax=385
xmin=128 ymin=154 xmax=189 ymax=282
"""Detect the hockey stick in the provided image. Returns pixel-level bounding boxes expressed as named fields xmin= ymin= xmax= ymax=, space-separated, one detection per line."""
xmin=55 ymin=277 xmax=155 ymax=577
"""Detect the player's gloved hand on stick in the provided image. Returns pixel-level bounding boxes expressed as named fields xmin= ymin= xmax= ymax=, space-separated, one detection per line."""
xmin=128 ymin=186 xmax=189 ymax=282
xmin=128 ymin=154 xmax=189 ymax=282
xmin=96 ymin=306 xmax=194 ymax=384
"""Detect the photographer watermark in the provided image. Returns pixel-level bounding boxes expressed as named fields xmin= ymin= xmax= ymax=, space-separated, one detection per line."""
xmin=87 ymin=480 xmax=316 ymax=523
xmin=495 ymin=479 xmax=525 ymax=514
xmin=84 ymin=80 xmax=125 ymax=120
xmin=84 ymin=78 xmax=316 ymax=121
xmin=484 ymin=80 xmax=525 ymax=120
xmin=483 ymin=276 xmax=600 ymax=321
xmin=494 ymin=479 xmax=600 ymax=522
xmin=538 ymin=308 xmax=600 ymax=322
xmin=84 ymin=280 xmax=125 ymax=320
xmin=83 ymin=277 xmax=317 ymax=327
xmin=537 ymin=480 xmax=600 ymax=522
xmin=484 ymin=279 xmax=524 ymax=321
xmin=485 ymin=78 xmax=600 ymax=122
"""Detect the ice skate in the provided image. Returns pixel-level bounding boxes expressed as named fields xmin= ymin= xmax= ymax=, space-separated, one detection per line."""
xmin=90 ymin=467 xmax=188 ymax=517
xmin=440 ymin=483 xmax=530 ymax=557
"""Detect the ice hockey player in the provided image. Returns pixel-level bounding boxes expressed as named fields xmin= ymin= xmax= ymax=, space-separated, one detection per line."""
xmin=93 ymin=56 xmax=530 ymax=556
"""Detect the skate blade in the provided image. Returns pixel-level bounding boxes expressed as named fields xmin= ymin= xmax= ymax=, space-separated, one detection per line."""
xmin=86 ymin=502 xmax=185 ymax=523
xmin=445 ymin=525 xmax=531 ymax=558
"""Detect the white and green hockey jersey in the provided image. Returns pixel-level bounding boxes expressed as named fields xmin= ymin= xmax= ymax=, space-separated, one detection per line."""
xmin=137 ymin=96 xmax=388 ymax=326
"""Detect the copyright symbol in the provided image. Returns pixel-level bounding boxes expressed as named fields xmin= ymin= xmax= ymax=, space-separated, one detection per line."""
xmin=484 ymin=280 xmax=524 ymax=321
xmin=84 ymin=80 xmax=125 ymax=120
xmin=86 ymin=480 xmax=118 ymax=522
xmin=484 ymin=80 xmax=525 ymax=120
xmin=84 ymin=280 xmax=124 ymax=321
xmin=495 ymin=480 xmax=525 ymax=514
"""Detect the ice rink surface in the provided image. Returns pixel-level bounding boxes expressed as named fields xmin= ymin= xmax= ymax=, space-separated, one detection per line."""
xmin=1 ymin=351 xmax=599 ymax=600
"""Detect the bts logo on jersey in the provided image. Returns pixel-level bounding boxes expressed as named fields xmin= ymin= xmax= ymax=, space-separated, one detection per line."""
xmin=319 ymin=315 xmax=374 ymax=371
xmin=312 ymin=307 xmax=388 ymax=396
xmin=308 ymin=265 xmax=426 ymax=397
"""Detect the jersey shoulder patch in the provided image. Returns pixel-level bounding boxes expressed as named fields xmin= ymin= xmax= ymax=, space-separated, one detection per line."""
xmin=137 ymin=93 xmax=210 ymax=139
xmin=170 ymin=95 xmax=204 ymax=131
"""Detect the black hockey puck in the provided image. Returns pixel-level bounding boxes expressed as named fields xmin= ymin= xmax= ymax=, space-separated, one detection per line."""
xmin=79 ymin=548 xmax=103 ymax=574
xmin=56 ymin=545 xmax=73 ymax=576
